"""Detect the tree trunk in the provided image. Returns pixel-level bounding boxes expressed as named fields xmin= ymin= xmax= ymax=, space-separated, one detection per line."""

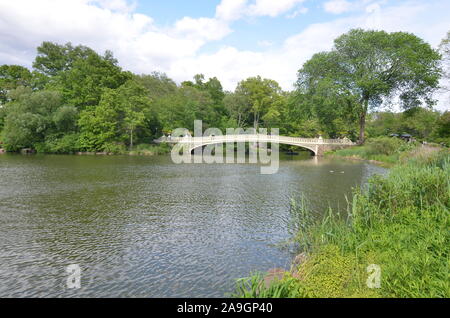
xmin=358 ymin=99 xmax=369 ymax=145
xmin=358 ymin=113 xmax=366 ymax=145
xmin=254 ymin=112 xmax=259 ymax=132
xmin=130 ymin=128 xmax=133 ymax=150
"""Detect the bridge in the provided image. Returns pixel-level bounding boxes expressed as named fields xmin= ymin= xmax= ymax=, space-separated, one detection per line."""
xmin=155 ymin=134 xmax=355 ymax=156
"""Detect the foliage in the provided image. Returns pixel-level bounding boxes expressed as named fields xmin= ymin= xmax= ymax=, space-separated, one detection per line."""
xmin=235 ymin=150 xmax=450 ymax=298
xmin=365 ymin=108 xmax=449 ymax=145
xmin=366 ymin=137 xmax=407 ymax=156
xmin=0 ymin=65 xmax=32 ymax=105
xmin=235 ymin=76 xmax=285 ymax=130
xmin=332 ymin=137 xmax=419 ymax=164
xmin=297 ymin=29 xmax=442 ymax=143
xmin=0 ymin=31 xmax=447 ymax=153
xmin=1 ymin=89 xmax=69 ymax=151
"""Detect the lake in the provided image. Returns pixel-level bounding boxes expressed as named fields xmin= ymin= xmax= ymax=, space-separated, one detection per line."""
xmin=0 ymin=154 xmax=386 ymax=297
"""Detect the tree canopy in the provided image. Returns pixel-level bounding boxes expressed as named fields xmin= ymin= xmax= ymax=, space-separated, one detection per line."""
xmin=297 ymin=29 xmax=442 ymax=143
xmin=0 ymin=30 xmax=448 ymax=153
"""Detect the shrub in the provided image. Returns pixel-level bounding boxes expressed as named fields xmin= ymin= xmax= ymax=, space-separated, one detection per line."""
xmin=103 ymin=142 xmax=126 ymax=154
xmin=366 ymin=137 xmax=405 ymax=155
xmin=43 ymin=133 xmax=80 ymax=153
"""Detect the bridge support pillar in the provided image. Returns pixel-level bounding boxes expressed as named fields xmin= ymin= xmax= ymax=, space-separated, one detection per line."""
xmin=315 ymin=145 xmax=331 ymax=157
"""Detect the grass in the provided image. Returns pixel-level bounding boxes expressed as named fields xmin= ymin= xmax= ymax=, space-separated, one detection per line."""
xmin=330 ymin=136 xmax=421 ymax=164
xmin=234 ymin=149 xmax=450 ymax=298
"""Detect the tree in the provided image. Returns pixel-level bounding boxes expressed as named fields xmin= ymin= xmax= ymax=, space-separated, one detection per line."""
xmin=235 ymin=76 xmax=283 ymax=130
xmin=297 ymin=29 xmax=442 ymax=143
xmin=223 ymin=92 xmax=250 ymax=128
xmin=0 ymin=65 xmax=32 ymax=104
xmin=292 ymin=76 xmax=359 ymax=138
xmin=51 ymin=51 xmax=131 ymax=109
xmin=77 ymin=80 xmax=151 ymax=151
xmin=1 ymin=89 xmax=66 ymax=150
xmin=33 ymin=42 xmax=96 ymax=77
xmin=135 ymin=72 xmax=178 ymax=99
xmin=32 ymin=42 xmax=132 ymax=109
xmin=433 ymin=111 xmax=450 ymax=139
xmin=180 ymin=74 xmax=228 ymax=129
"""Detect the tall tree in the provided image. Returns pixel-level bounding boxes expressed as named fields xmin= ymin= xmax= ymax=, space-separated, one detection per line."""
xmin=297 ymin=29 xmax=442 ymax=143
xmin=235 ymin=76 xmax=283 ymax=130
xmin=33 ymin=42 xmax=95 ymax=77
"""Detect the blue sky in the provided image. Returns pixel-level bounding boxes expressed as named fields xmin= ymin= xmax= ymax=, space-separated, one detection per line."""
xmin=135 ymin=0 xmax=352 ymax=52
xmin=0 ymin=0 xmax=449 ymax=109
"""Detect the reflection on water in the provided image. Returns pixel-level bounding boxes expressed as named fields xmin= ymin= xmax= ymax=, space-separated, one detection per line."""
xmin=0 ymin=154 xmax=387 ymax=297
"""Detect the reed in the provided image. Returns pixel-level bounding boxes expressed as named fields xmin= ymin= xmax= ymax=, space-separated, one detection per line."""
xmin=234 ymin=149 xmax=450 ymax=298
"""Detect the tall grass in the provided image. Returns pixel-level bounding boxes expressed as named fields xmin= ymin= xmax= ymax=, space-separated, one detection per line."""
xmin=234 ymin=150 xmax=450 ymax=298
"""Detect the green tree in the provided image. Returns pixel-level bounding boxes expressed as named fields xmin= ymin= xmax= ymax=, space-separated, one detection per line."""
xmin=0 ymin=65 xmax=32 ymax=104
xmin=297 ymin=29 xmax=442 ymax=143
xmin=235 ymin=76 xmax=283 ymax=130
xmin=223 ymin=91 xmax=250 ymax=128
xmin=180 ymin=74 xmax=228 ymax=129
xmin=77 ymin=80 xmax=151 ymax=151
xmin=1 ymin=89 xmax=66 ymax=150
xmin=50 ymin=51 xmax=131 ymax=109
xmin=33 ymin=42 xmax=96 ymax=77
xmin=432 ymin=111 xmax=450 ymax=141
xmin=135 ymin=72 xmax=178 ymax=99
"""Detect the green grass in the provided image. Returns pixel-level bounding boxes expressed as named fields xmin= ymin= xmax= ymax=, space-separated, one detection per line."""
xmin=234 ymin=149 xmax=450 ymax=298
xmin=330 ymin=136 xmax=420 ymax=164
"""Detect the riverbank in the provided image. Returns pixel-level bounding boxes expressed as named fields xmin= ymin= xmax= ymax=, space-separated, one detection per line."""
xmin=326 ymin=136 xmax=443 ymax=166
xmin=0 ymin=143 xmax=172 ymax=156
xmin=234 ymin=147 xmax=449 ymax=298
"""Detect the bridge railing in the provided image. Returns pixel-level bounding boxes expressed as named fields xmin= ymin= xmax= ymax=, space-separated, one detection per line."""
xmin=155 ymin=134 xmax=355 ymax=145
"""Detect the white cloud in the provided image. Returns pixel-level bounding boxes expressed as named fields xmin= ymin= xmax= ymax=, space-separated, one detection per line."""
xmin=215 ymin=0 xmax=248 ymax=21
xmin=323 ymin=0 xmax=352 ymax=14
xmin=0 ymin=0 xmax=449 ymax=110
xmin=92 ymin=0 xmax=137 ymax=13
xmin=215 ymin=0 xmax=306 ymax=20
xmin=287 ymin=7 xmax=309 ymax=19
xmin=247 ymin=0 xmax=306 ymax=17
xmin=173 ymin=17 xmax=231 ymax=41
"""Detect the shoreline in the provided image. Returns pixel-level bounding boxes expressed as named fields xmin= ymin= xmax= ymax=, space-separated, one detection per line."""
xmin=325 ymin=153 xmax=394 ymax=167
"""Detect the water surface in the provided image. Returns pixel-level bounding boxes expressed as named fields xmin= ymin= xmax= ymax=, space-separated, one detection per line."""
xmin=0 ymin=154 xmax=386 ymax=297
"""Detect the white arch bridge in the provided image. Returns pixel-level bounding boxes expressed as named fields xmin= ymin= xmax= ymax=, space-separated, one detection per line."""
xmin=155 ymin=134 xmax=355 ymax=156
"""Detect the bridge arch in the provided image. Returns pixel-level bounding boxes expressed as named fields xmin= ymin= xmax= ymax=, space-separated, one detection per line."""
xmin=187 ymin=141 xmax=318 ymax=156
xmin=155 ymin=134 xmax=355 ymax=157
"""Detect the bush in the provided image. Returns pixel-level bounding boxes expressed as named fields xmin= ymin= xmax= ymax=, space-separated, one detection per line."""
xmin=43 ymin=133 xmax=80 ymax=153
xmin=332 ymin=136 xmax=421 ymax=164
xmin=366 ymin=137 xmax=405 ymax=155
xmin=103 ymin=142 xmax=126 ymax=154
xmin=134 ymin=143 xmax=171 ymax=155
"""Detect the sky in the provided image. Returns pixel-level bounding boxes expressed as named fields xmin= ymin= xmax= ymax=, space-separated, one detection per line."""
xmin=0 ymin=0 xmax=449 ymax=109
